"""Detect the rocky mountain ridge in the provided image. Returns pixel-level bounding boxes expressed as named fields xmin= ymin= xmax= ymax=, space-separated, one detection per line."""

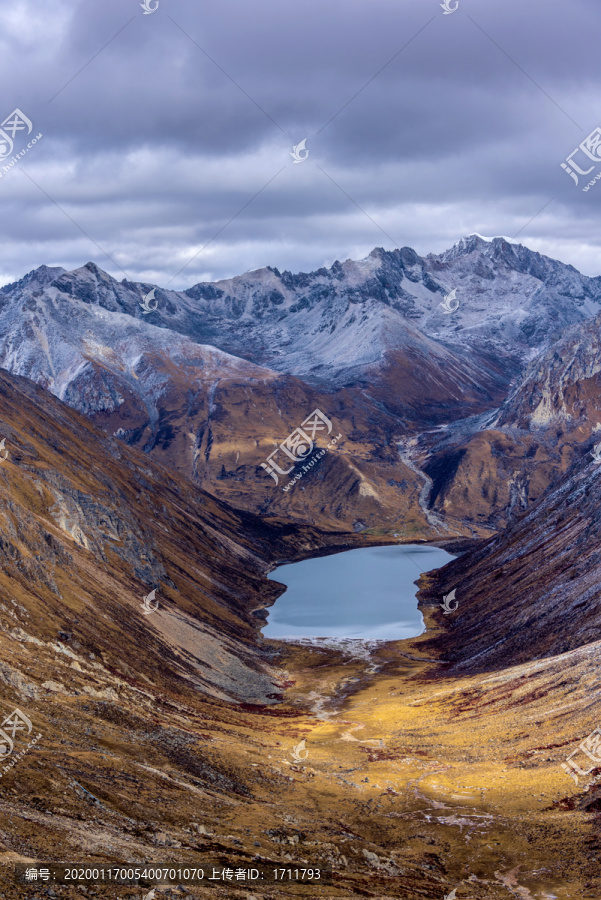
xmin=0 ymin=365 xmax=304 ymax=706
xmin=2 ymin=235 xmax=601 ymax=536
xmin=418 ymin=427 xmax=601 ymax=678
xmin=0 ymin=249 xmax=600 ymax=895
xmin=169 ymin=234 xmax=601 ymax=384
xmin=0 ymin=363 xmax=596 ymax=897
xmin=420 ymin=303 xmax=601 ymax=529
xmin=4 ymin=234 xmax=598 ymax=397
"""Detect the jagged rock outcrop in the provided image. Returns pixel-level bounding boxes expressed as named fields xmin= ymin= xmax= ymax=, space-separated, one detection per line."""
xmin=418 ymin=447 xmax=601 ymax=673
xmin=3 ymin=236 xmax=601 ymax=535
xmin=0 ymin=366 xmax=318 ymax=705
xmin=423 ymin=305 xmax=601 ymax=528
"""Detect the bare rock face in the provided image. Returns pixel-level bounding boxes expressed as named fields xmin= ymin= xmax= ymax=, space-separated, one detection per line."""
xmin=422 ymin=306 xmax=601 ymax=529
xmin=0 ymin=249 xmax=600 ymax=897
xmin=176 ymin=235 xmax=601 ymax=388
xmin=418 ymin=447 xmax=601 ymax=673
xmin=3 ymin=235 xmax=601 ymax=535
xmin=0 ymin=367 xmax=305 ymax=706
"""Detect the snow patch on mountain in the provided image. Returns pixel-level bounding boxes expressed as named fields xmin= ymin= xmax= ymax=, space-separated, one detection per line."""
xmin=0 ymin=266 xmax=277 ymax=417
xmin=2 ymin=234 xmax=601 ymax=429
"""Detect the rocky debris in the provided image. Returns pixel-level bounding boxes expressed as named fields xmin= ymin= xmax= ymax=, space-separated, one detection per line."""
xmin=0 ymin=661 xmax=39 ymax=700
xmin=0 ymin=244 xmax=599 ymax=897
xmin=0 ymin=366 xmax=326 ymax=715
xmin=362 ymin=848 xmax=402 ymax=876
xmin=418 ymin=444 xmax=601 ymax=673
xmin=2 ymin=236 xmax=601 ymax=534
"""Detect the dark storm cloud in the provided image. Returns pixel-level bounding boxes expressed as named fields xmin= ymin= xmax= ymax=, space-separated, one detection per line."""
xmin=0 ymin=0 xmax=600 ymax=288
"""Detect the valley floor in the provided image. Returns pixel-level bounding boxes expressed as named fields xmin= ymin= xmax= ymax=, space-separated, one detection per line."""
xmin=3 ymin=627 xmax=600 ymax=899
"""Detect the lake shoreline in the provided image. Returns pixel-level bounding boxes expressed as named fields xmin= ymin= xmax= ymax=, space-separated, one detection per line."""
xmin=265 ymin=534 xmax=478 ymax=571
xmin=263 ymin=543 xmax=458 ymax=642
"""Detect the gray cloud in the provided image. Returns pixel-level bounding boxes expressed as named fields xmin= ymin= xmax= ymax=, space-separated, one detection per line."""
xmin=0 ymin=0 xmax=600 ymax=288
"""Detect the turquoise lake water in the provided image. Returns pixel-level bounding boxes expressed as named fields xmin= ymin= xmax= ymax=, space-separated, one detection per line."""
xmin=263 ymin=543 xmax=455 ymax=641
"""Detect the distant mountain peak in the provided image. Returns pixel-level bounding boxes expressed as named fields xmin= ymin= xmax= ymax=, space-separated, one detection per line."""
xmin=445 ymin=233 xmax=519 ymax=257
xmin=2 ymin=236 xmax=601 ymax=397
xmin=466 ymin=232 xmax=516 ymax=243
xmin=0 ymin=263 xmax=67 ymax=295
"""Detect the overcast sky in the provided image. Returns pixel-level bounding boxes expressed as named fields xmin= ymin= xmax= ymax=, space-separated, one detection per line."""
xmin=0 ymin=0 xmax=600 ymax=289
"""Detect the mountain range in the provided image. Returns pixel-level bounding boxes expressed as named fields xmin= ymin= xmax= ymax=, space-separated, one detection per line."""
xmin=1 ymin=236 xmax=601 ymax=895
xmin=2 ymin=234 xmax=601 ymax=539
